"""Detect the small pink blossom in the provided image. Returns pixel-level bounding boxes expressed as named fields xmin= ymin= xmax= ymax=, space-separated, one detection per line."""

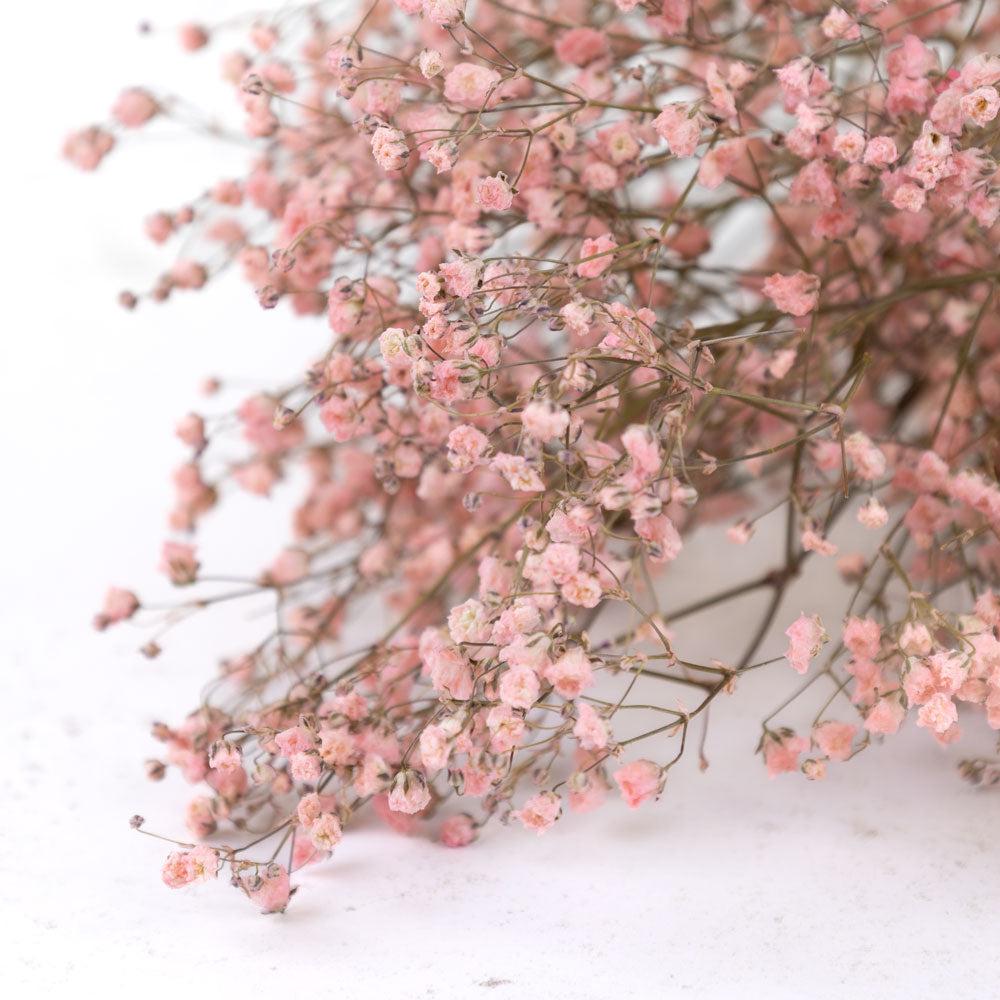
xmin=162 ymin=846 xmax=220 ymax=888
xmin=576 ymin=235 xmax=618 ymax=279
xmin=443 ymin=63 xmax=500 ymax=108
xmin=421 ymin=0 xmax=465 ymax=27
xmin=440 ymin=813 xmax=477 ymax=847
xmin=521 ymin=401 xmax=569 ymax=442
xmin=821 ymin=7 xmax=861 ymax=41
xmin=545 ymin=647 xmax=595 ymax=699
xmin=784 ymin=613 xmax=828 ymax=674
xmin=652 ymin=104 xmax=702 ymax=157
xmin=863 ymin=136 xmax=898 ymax=167
xmin=763 ymin=733 xmax=810 ymax=777
xmin=857 ymin=497 xmax=888 ymax=529
xmin=474 ymin=174 xmax=514 ymax=212
xmin=613 ymin=759 xmax=662 ymax=808
xmin=491 ymin=453 xmax=545 ymax=492
xmin=961 ymin=87 xmax=1000 ymax=126
xmin=112 ymin=88 xmax=159 ymax=127
xmin=499 ymin=664 xmax=540 ymax=710
xmin=555 ymin=27 xmax=608 ymax=67
xmin=93 ymin=586 xmax=139 ymax=630
xmin=763 ymin=271 xmax=820 ymax=317
xmin=308 ymin=812 xmax=343 ymax=851
xmin=573 ymin=703 xmax=609 ymax=750
xmin=864 ymin=696 xmax=906 ymax=736
xmin=916 ymin=692 xmax=958 ymax=734
xmin=241 ymin=864 xmax=291 ymax=913
xmin=843 ymin=616 xmax=882 ymax=659
xmin=812 ymin=720 xmax=857 ymax=761
xmin=512 ymin=791 xmax=561 ymax=833
xmin=388 ymin=769 xmax=432 ymax=814
xmin=844 ymin=432 xmax=887 ymax=481
xmin=159 ymin=541 xmax=199 ymax=585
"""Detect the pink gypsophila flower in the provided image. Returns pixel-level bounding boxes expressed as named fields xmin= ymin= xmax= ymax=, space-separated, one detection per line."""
xmin=785 ymin=614 xmax=828 ymax=674
xmin=763 ymin=271 xmax=820 ymax=316
xmin=613 ymin=759 xmax=662 ymax=808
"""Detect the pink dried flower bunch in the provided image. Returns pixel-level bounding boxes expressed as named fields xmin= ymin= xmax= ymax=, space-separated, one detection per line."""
xmin=73 ymin=0 xmax=1000 ymax=912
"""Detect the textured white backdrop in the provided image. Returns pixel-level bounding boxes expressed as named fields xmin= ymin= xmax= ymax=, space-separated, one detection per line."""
xmin=3 ymin=2 xmax=1000 ymax=996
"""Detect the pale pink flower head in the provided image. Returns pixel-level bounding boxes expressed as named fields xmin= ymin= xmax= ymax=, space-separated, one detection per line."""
xmin=474 ymin=174 xmax=514 ymax=212
xmin=891 ymin=182 xmax=926 ymax=214
xmin=621 ymin=424 xmax=661 ymax=480
xmin=447 ymin=423 xmax=489 ymax=472
xmin=634 ymin=514 xmax=683 ymax=563
xmin=178 ymin=23 xmax=209 ymax=51
xmin=763 ymin=732 xmax=810 ymax=777
xmin=762 ymin=271 xmax=820 ymax=317
xmin=93 ymin=586 xmax=139 ymax=630
xmin=544 ymin=647 xmax=595 ymax=699
xmin=521 ymin=401 xmax=569 ymax=442
xmin=439 ymin=257 xmax=483 ymax=298
xmin=447 ymin=598 xmax=490 ymax=645
xmin=112 ymin=87 xmax=159 ymax=128
xmin=175 ymin=412 xmax=206 ymax=449
xmin=443 ymin=63 xmax=500 ymax=108
xmin=961 ymin=87 xmax=1000 ymax=127
xmin=613 ymin=759 xmax=663 ymax=808
xmin=275 ymin=725 xmax=314 ymax=757
xmin=555 ymin=27 xmax=608 ymax=67
xmin=486 ymin=704 xmax=525 ymax=753
xmin=927 ymin=650 xmax=967 ymax=695
xmin=916 ymin=692 xmax=958 ymax=734
xmin=370 ymin=125 xmax=408 ymax=171
xmin=309 ymin=812 xmax=343 ymax=851
xmin=63 ymin=126 xmax=114 ymax=171
xmin=561 ymin=571 xmax=603 ymax=608
xmin=844 ymin=432 xmax=886 ymax=481
xmin=576 ymin=235 xmax=617 ymax=279
xmin=421 ymin=0 xmax=465 ymax=27
xmin=498 ymin=664 xmax=540 ymax=710
xmin=573 ymin=703 xmax=609 ymax=751
xmin=843 ymin=616 xmax=881 ymax=659
xmin=652 ymin=104 xmax=702 ymax=158
xmin=512 ymin=791 xmax=561 ymax=833
xmin=426 ymin=140 xmax=458 ymax=174
xmin=420 ymin=724 xmax=451 ymax=774
xmin=812 ymin=720 xmax=857 ymax=761
xmin=440 ymin=813 xmax=477 ymax=847
xmin=161 ymin=846 xmax=220 ymax=888
xmin=159 ymin=541 xmax=199 ymax=585
xmin=491 ymin=453 xmax=545 ymax=492
xmin=388 ymin=769 xmax=432 ymax=814
xmin=821 ymin=6 xmax=861 ymax=40
xmin=802 ymin=758 xmax=827 ymax=781
xmin=541 ymin=543 xmax=580 ymax=585
xmin=862 ymin=136 xmax=898 ymax=167
xmin=784 ymin=613 xmax=828 ymax=674
xmin=186 ymin=796 xmax=217 ymax=839
xmin=242 ymin=864 xmax=291 ymax=913
xmin=417 ymin=48 xmax=444 ymax=79
xmin=864 ymin=695 xmax=906 ymax=736
xmin=857 ymin=497 xmax=888 ymax=529
xmin=801 ymin=527 xmax=837 ymax=557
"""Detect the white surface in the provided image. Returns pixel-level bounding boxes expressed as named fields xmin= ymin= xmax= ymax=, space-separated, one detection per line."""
xmin=4 ymin=3 xmax=1000 ymax=996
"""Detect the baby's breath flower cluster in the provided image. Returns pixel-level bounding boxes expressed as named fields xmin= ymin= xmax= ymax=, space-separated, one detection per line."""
xmin=74 ymin=0 xmax=1000 ymax=913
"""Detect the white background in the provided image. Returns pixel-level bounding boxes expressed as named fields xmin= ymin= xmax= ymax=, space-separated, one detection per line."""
xmin=3 ymin=2 xmax=999 ymax=996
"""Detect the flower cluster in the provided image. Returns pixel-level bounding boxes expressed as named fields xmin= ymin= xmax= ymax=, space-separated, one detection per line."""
xmin=74 ymin=0 xmax=1000 ymax=913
